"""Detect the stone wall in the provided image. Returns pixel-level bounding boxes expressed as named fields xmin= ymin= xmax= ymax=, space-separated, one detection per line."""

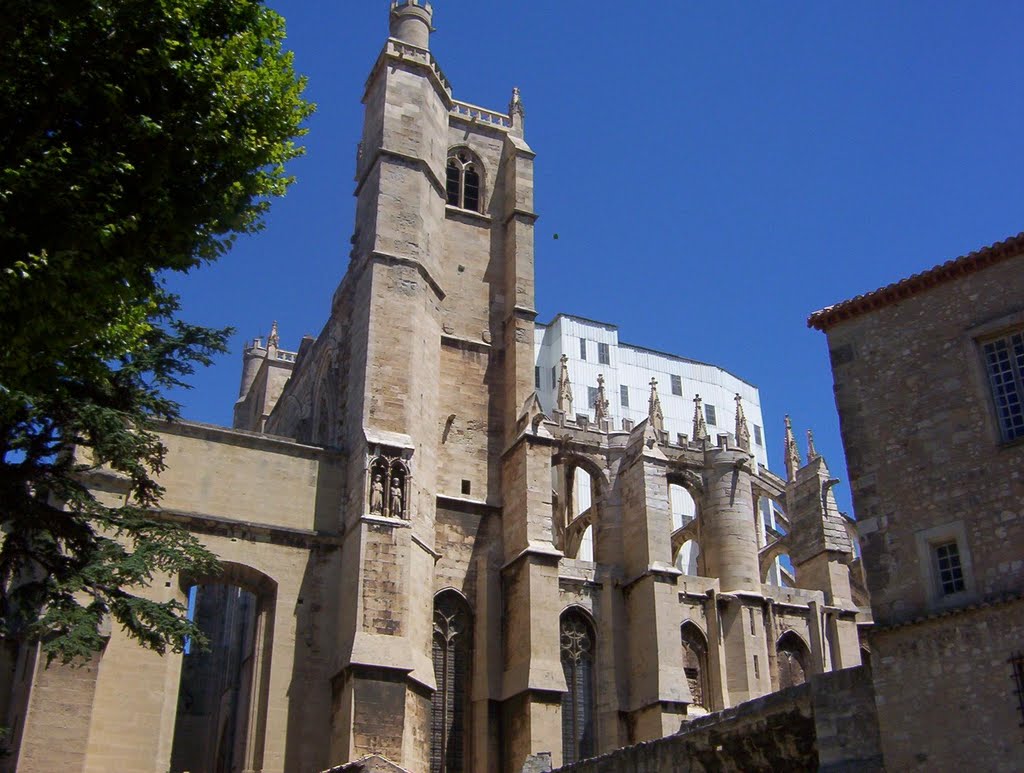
xmin=549 ymin=667 xmax=881 ymax=773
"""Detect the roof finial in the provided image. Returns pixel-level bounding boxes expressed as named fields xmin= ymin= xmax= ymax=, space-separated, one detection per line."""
xmin=648 ymin=378 xmax=664 ymax=433
xmin=557 ymin=354 xmax=573 ymax=414
xmin=784 ymin=415 xmax=802 ymax=481
xmin=268 ymin=320 xmax=280 ymax=348
xmin=806 ymin=429 xmax=820 ymax=462
xmin=594 ymin=374 xmax=609 ymax=424
xmin=734 ymin=393 xmax=751 ymax=451
xmin=692 ymin=394 xmax=709 ymax=443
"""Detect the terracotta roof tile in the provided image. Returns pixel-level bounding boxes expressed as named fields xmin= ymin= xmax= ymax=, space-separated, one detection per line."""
xmin=807 ymin=231 xmax=1024 ymax=331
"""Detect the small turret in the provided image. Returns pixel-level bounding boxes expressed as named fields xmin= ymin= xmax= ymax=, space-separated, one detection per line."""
xmin=390 ymin=1 xmax=433 ymax=49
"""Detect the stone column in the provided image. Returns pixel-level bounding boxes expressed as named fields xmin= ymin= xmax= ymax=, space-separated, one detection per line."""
xmin=698 ymin=435 xmax=771 ymax=705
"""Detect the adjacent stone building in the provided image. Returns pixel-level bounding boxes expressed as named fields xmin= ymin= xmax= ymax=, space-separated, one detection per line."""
xmin=0 ymin=4 xmax=868 ymax=772
xmin=808 ymin=232 xmax=1024 ymax=772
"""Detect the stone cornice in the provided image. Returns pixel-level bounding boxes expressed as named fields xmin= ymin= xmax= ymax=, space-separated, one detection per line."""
xmin=152 ymin=508 xmax=344 ymax=549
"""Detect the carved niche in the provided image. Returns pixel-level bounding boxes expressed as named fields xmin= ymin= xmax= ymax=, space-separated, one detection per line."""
xmin=366 ymin=446 xmax=413 ymax=520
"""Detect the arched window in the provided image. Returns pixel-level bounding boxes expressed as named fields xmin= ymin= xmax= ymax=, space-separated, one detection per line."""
xmin=680 ymin=622 xmax=710 ymax=710
xmin=431 ymin=591 xmax=472 ymax=773
xmin=446 ymin=149 xmax=481 ymax=212
xmin=560 ymin=609 xmax=596 ymax=764
xmin=777 ymin=631 xmax=810 ymax=690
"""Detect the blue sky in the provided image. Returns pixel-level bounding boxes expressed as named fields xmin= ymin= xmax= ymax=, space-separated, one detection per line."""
xmin=165 ymin=1 xmax=1024 ymax=515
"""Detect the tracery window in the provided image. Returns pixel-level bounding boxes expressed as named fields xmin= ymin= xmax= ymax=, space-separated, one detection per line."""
xmin=560 ymin=609 xmax=596 ymax=765
xmin=777 ymin=631 xmax=810 ymax=690
xmin=446 ymin=149 xmax=481 ymax=212
xmin=680 ymin=622 xmax=709 ymax=709
xmin=431 ymin=591 xmax=472 ymax=773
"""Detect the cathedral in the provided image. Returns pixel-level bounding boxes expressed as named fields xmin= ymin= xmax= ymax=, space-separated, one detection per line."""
xmin=2 ymin=3 xmax=869 ymax=772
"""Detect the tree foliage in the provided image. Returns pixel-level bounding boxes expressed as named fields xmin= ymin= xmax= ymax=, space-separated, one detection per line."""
xmin=0 ymin=0 xmax=314 ymax=662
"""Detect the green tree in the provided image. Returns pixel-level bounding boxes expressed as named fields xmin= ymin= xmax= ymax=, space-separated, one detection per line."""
xmin=0 ymin=0 xmax=314 ymax=662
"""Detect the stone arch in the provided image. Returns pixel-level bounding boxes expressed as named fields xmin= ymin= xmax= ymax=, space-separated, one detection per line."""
xmin=554 ymin=452 xmax=608 ymax=561
xmin=776 ymin=630 xmax=811 ymax=690
xmin=759 ymin=540 xmax=790 ymax=584
xmin=680 ymin=621 xmax=710 ymax=711
xmin=172 ymin=562 xmax=277 ymax=773
xmin=669 ymin=481 xmax=700 ymax=573
xmin=431 ymin=589 xmax=472 ymax=773
xmin=559 ymin=606 xmax=596 ymax=765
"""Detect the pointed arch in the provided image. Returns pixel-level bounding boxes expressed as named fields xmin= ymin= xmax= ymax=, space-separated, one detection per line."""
xmin=680 ymin=621 xmax=710 ymax=710
xmin=446 ymin=147 xmax=484 ymax=212
xmin=776 ymin=630 xmax=811 ymax=690
xmin=431 ymin=590 xmax=472 ymax=773
xmin=171 ymin=563 xmax=276 ymax=773
xmin=560 ymin=607 xmax=596 ymax=765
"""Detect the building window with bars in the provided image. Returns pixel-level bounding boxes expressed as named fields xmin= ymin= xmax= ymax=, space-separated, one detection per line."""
xmin=445 ymin=149 xmax=482 ymax=212
xmin=753 ymin=424 xmax=763 ymax=446
xmin=560 ymin=609 xmax=596 ymax=765
xmin=431 ymin=591 xmax=472 ymax=773
xmin=598 ymin=342 xmax=610 ymax=365
xmin=705 ymin=403 xmax=717 ymax=426
xmin=1010 ymin=652 xmax=1024 ymax=738
xmin=535 ymin=366 xmax=541 ymax=389
xmin=934 ymin=541 xmax=966 ymax=596
xmin=620 ymin=384 xmax=629 ymax=407
xmin=982 ymin=329 xmax=1024 ymax=442
xmin=579 ymin=338 xmax=587 ymax=360
xmin=670 ymin=374 xmax=682 ymax=396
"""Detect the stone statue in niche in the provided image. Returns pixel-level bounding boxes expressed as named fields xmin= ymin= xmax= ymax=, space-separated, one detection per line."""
xmin=367 ymin=451 xmax=411 ymax=519
xmin=370 ymin=474 xmax=385 ymax=514
xmin=389 ymin=477 xmax=404 ymax=518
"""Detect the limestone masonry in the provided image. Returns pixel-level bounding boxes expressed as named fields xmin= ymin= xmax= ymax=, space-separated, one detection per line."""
xmin=36 ymin=3 xmax=1024 ymax=772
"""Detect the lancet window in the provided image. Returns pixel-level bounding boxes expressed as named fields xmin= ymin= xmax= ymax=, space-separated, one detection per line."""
xmin=681 ymin=622 xmax=710 ymax=709
xmin=560 ymin=609 xmax=596 ymax=765
xmin=446 ymin=149 xmax=482 ymax=212
xmin=777 ymin=631 xmax=810 ymax=690
xmin=431 ymin=591 xmax=472 ymax=773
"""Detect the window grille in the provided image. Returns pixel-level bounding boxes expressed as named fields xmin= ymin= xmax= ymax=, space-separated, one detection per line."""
xmin=1010 ymin=652 xmax=1024 ymax=737
xmin=982 ymin=330 xmax=1024 ymax=441
xmin=705 ymin=404 xmax=717 ymax=426
xmin=670 ymin=374 xmax=682 ymax=396
xmin=934 ymin=541 xmax=966 ymax=596
xmin=754 ymin=424 xmax=763 ymax=446
xmin=580 ymin=338 xmax=587 ymax=360
xmin=431 ymin=592 xmax=471 ymax=773
xmin=560 ymin=611 xmax=596 ymax=765
xmin=597 ymin=342 xmax=610 ymax=365
xmin=535 ymin=366 xmax=541 ymax=389
xmin=620 ymin=385 xmax=629 ymax=407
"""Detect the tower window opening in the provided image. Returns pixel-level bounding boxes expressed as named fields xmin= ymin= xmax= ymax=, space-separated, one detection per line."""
xmin=446 ymin=150 xmax=483 ymax=212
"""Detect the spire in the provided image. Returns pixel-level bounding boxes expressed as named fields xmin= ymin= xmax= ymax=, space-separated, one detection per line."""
xmin=594 ymin=374 xmax=610 ymax=424
xmin=267 ymin=320 xmax=280 ymax=349
xmin=692 ymin=394 xmax=709 ymax=443
xmin=806 ymin=429 xmax=820 ymax=462
xmin=557 ymin=354 xmax=573 ymax=414
xmin=734 ymin=393 xmax=751 ymax=451
xmin=648 ymin=378 xmax=664 ymax=433
xmin=784 ymin=415 xmax=802 ymax=481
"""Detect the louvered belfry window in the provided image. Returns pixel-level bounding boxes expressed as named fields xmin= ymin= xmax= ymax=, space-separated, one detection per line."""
xmin=431 ymin=592 xmax=471 ymax=773
xmin=560 ymin=609 xmax=596 ymax=764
